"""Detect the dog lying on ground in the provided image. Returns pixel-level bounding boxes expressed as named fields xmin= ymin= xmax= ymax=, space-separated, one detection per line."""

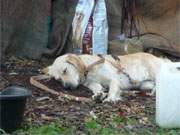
xmin=43 ymin=53 xmax=170 ymax=102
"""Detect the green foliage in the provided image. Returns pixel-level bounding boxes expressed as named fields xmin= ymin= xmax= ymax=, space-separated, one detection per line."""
xmin=84 ymin=116 xmax=123 ymax=135
xmin=12 ymin=115 xmax=180 ymax=135
xmin=156 ymin=128 xmax=180 ymax=135
xmin=13 ymin=122 xmax=74 ymax=135
xmin=85 ymin=118 xmax=100 ymax=129
xmin=112 ymin=114 xmax=125 ymax=124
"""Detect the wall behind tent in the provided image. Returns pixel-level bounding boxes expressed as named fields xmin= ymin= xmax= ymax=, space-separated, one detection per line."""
xmin=0 ymin=0 xmax=179 ymax=60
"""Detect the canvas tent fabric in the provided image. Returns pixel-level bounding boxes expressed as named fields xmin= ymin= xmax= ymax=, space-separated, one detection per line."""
xmin=136 ymin=0 xmax=180 ymax=57
xmin=1 ymin=0 xmax=51 ymax=59
xmin=1 ymin=0 xmax=78 ymax=59
xmin=109 ymin=0 xmax=179 ymax=57
xmin=1 ymin=0 xmax=179 ymax=60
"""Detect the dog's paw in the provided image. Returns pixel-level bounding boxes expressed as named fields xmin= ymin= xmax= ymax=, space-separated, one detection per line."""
xmin=92 ymin=92 xmax=107 ymax=102
xmin=103 ymin=96 xmax=123 ymax=103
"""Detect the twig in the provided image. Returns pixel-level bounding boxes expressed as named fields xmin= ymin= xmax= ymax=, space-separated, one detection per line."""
xmin=30 ymin=75 xmax=92 ymax=103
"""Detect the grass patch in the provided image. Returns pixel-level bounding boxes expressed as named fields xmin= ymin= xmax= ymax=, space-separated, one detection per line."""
xmin=11 ymin=121 xmax=75 ymax=135
xmin=1 ymin=115 xmax=179 ymax=135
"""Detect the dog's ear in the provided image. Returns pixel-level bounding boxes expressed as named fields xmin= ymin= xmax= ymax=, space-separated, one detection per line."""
xmin=66 ymin=54 xmax=86 ymax=76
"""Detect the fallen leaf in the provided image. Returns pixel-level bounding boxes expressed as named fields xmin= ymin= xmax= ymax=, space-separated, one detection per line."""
xmin=41 ymin=114 xmax=54 ymax=121
xmin=36 ymin=96 xmax=51 ymax=102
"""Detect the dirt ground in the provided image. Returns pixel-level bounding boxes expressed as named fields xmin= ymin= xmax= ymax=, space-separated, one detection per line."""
xmin=0 ymin=55 xmax=178 ymax=134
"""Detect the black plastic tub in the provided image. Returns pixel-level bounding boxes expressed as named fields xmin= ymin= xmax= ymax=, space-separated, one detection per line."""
xmin=0 ymin=86 xmax=31 ymax=133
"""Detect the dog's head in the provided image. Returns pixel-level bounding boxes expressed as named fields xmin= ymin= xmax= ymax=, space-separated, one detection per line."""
xmin=43 ymin=54 xmax=86 ymax=90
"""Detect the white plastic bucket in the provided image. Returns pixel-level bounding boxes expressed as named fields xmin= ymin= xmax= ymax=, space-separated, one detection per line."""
xmin=156 ymin=62 xmax=180 ymax=128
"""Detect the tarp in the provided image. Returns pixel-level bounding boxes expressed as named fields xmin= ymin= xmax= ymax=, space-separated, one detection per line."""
xmin=1 ymin=0 xmax=179 ymax=59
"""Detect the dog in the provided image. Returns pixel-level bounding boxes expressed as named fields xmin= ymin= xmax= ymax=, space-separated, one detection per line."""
xmin=43 ymin=53 xmax=171 ymax=102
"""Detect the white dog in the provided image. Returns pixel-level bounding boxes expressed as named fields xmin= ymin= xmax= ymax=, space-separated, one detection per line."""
xmin=43 ymin=53 xmax=170 ymax=102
